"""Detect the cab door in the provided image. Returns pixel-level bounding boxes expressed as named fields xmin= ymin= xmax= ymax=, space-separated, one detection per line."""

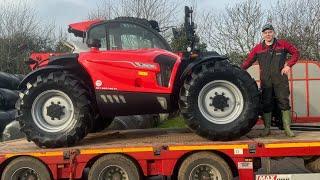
xmin=81 ymin=20 xmax=177 ymax=93
xmin=79 ymin=21 xmax=179 ymax=116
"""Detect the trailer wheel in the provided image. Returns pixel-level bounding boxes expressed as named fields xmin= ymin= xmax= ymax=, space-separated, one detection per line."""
xmin=1 ymin=156 xmax=51 ymax=180
xmin=178 ymin=152 xmax=233 ymax=180
xmin=180 ymin=62 xmax=259 ymax=140
xmin=88 ymin=154 xmax=140 ymax=180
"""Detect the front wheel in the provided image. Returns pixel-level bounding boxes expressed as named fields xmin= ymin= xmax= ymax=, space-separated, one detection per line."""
xmin=179 ymin=62 xmax=260 ymax=140
xmin=17 ymin=71 xmax=92 ymax=148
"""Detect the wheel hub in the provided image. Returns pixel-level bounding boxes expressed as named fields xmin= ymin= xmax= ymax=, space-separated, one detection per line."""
xmin=32 ymin=90 xmax=75 ymax=133
xmin=23 ymin=170 xmax=37 ymax=180
xmin=46 ymin=102 xmax=65 ymax=120
xmin=190 ymin=164 xmax=222 ymax=180
xmin=12 ymin=168 xmax=39 ymax=180
xmin=99 ymin=165 xmax=128 ymax=180
xmin=198 ymin=80 xmax=244 ymax=124
xmin=193 ymin=167 xmax=213 ymax=180
xmin=209 ymin=92 xmax=229 ymax=111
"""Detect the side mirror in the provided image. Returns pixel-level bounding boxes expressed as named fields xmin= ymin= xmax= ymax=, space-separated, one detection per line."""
xmin=87 ymin=39 xmax=101 ymax=48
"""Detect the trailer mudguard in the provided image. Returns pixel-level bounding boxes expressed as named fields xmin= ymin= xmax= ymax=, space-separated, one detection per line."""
xmin=180 ymin=55 xmax=228 ymax=80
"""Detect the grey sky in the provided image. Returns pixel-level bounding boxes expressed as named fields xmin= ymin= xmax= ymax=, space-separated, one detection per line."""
xmin=0 ymin=0 xmax=276 ymax=31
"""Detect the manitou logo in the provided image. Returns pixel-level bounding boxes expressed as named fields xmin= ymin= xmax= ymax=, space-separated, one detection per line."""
xmin=100 ymin=95 xmax=126 ymax=104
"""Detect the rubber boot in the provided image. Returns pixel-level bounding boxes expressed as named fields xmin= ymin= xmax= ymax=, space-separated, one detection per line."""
xmin=260 ymin=112 xmax=272 ymax=137
xmin=282 ymin=110 xmax=295 ymax=137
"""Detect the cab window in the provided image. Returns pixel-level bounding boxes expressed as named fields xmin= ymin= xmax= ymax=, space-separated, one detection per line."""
xmin=107 ymin=22 xmax=169 ymax=50
xmin=87 ymin=24 xmax=107 ymax=50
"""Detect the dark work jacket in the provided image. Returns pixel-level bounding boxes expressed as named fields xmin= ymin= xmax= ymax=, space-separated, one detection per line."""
xmin=241 ymin=39 xmax=299 ymax=86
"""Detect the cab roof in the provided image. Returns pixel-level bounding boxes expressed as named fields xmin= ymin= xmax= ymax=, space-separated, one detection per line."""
xmin=68 ymin=19 xmax=102 ymax=37
xmin=68 ymin=18 xmax=160 ymax=38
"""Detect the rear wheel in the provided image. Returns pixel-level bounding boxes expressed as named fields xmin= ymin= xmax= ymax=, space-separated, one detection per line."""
xmin=1 ymin=156 xmax=51 ymax=180
xmin=179 ymin=62 xmax=260 ymax=140
xmin=17 ymin=71 xmax=92 ymax=148
xmin=178 ymin=152 xmax=233 ymax=180
xmin=88 ymin=154 xmax=140 ymax=180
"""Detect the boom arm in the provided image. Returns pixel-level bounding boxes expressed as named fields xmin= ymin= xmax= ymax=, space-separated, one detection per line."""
xmin=184 ymin=6 xmax=196 ymax=52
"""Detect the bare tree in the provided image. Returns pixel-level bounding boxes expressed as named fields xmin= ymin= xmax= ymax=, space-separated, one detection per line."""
xmin=88 ymin=0 xmax=180 ymax=28
xmin=0 ymin=0 xmax=55 ymax=74
xmin=199 ymin=0 xmax=263 ymax=64
xmin=271 ymin=0 xmax=320 ymax=60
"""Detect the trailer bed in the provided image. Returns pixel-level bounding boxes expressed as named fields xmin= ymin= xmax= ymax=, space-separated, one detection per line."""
xmin=1 ymin=128 xmax=320 ymax=180
xmin=1 ymin=128 xmax=320 ymax=155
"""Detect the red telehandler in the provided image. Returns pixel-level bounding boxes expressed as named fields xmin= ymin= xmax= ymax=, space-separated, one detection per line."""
xmin=17 ymin=7 xmax=260 ymax=148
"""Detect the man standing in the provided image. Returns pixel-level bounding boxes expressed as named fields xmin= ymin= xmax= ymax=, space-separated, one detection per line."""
xmin=241 ymin=24 xmax=299 ymax=137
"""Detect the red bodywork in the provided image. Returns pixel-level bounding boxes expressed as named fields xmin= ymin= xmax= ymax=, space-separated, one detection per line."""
xmin=79 ymin=48 xmax=181 ymax=93
xmin=29 ymin=53 xmax=64 ymax=70
xmin=30 ymin=49 xmax=181 ymax=94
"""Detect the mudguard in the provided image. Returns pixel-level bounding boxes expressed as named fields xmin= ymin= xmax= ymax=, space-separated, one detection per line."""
xmin=19 ymin=65 xmax=68 ymax=89
xmin=180 ymin=55 xmax=228 ymax=80
xmin=49 ymin=53 xmax=79 ymax=66
xmin=19 ymin=54 xmax=81 ymax=89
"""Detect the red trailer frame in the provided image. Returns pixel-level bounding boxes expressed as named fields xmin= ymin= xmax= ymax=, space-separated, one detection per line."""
xmin=0 ymin=129 xmax=320 ymax=179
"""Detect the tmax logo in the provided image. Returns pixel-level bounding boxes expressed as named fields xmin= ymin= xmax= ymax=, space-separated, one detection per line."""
xmin=256 ymin=175 xmax=290 ymax=180
xmin=100 ymin=95 xmax=126 ymax=104
xmin=256 ymin=176 xmax=277 ymax=180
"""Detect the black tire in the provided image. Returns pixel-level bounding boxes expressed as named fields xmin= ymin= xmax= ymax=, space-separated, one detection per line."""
xmin=14 ymin=74 xmax=25 ymax=81
xmin=0 ymin=88 xmax=19 ymax=110
xmin=1 ymin=156 xmax=51 ymax=180
xmin=304 ymin=156 xmax=320 ymax=173
xmin=179 ymin=61 xmax=260 ymax=140
xmin=0 ymin=110 xmax=17 ymax=134
xmin=2 ymin=120 xmax=25 ymax=141
xmin=0 ymin=72 xmax=22 ymax=90
xmin=90 ymin=116 xmax=114 ymax=133
xmin=178 ymin=152 xmax=233 ymax=180
xmin=108 ymin=116 xmax=139 ymax=130
xmin=132 ymin=115 xmax=160 ymax=129
xmin=88 ymin=154 xmax=140 ymax=180
xmin=17 ymin=71 xmax=92 ymax=148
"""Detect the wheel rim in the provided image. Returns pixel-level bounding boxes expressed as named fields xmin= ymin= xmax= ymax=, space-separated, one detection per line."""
xmin=189 ymin=164 xmax=223 ymax=180
xmin=31 ymin=90 xmax=75 ymax=133
xmin=98 ymin=165 xmax=129 ymax=180
xmin=198 ymin=80 xmax=244 ymax=124
xmin=11 ymin=167 xmax=40 ymax=180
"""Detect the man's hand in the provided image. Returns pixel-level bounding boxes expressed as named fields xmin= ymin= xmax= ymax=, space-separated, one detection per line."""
xmin=281 ymin=65 xmax=291 ymax=75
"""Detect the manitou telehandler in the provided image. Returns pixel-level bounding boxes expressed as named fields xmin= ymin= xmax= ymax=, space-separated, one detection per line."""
xmin=17 ymin=7 xmax=260 ymax=148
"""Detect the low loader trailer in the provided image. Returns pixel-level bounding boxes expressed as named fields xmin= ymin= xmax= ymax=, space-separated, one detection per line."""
xmin=0 ymin=128 xmax=320 ymax=180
